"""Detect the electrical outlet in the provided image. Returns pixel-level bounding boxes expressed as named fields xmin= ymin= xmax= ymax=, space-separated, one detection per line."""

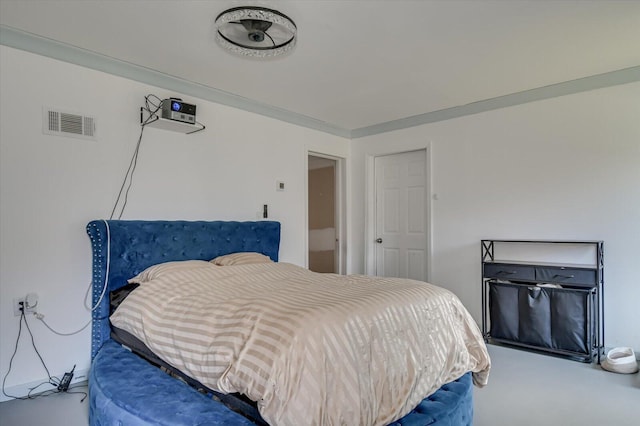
xmin=13 ymin=293 xmax=38 ymax=316
xmin=13 ymin=297 xmax=25 ymax=316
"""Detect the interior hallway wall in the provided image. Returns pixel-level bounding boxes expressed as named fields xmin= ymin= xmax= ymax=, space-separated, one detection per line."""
xmin=308 ymin=165 xmax=336 ymax=272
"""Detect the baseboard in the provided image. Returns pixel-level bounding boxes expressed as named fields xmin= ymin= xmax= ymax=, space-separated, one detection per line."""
xmin=0 ymin=368 xmax=88 ymax=402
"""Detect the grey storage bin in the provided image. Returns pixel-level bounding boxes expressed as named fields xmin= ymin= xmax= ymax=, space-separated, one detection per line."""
xmin=550 ymin=289 xmax=590 ymax=353
xmin=488 ymin=282 xmax=519 ymax=341
xmin=489 ymin=281 xmax=593 ymax=357
xmin=519 ymin=286 xmax=552 ymax=348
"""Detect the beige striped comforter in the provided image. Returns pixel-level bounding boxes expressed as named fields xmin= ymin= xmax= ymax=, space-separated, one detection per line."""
xmin=110 ymin=261 xmax=490 ymax=426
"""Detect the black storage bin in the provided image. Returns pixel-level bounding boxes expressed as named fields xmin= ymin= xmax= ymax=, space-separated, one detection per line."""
xmin=518 ymin=286 xmax=552 ymax=348
xmin=550 ymin=288 xmax=590 ymax=353
xmin=489 ymin=282 xmax=519 ymax=341
xmin=488 ymin=281 xmax=592 ymax=357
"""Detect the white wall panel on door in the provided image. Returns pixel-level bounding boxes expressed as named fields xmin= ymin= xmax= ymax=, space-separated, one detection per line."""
xmin=374 ymin=150 xmax=427 ymax=280
xmin=384 ymin=248 xmax=399 ymax=277
xmin=384 ymin=188 xmax=400 ymax=232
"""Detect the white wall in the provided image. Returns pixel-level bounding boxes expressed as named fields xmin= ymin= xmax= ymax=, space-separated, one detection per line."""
xmin=0 ymin=46 xmax=349 ymax=397
xmin=350 ymin=82 xmax=640 ymax=353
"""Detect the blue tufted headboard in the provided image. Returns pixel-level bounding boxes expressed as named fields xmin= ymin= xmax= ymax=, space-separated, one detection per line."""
xmin=86 ymin=220 xmax=281 ymax=359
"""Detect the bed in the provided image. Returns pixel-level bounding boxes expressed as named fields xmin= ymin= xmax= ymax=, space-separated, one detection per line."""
xmin=87 ymin=219 xmax=490 ymax=425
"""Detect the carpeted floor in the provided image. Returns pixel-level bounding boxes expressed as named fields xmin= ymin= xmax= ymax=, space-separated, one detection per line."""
xmin=474 ymin=344 xmax=639 ymax=426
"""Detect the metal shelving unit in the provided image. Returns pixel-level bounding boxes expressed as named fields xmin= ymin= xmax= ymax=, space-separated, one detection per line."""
xmin=481 ymin=239 xmax=604 ymax=363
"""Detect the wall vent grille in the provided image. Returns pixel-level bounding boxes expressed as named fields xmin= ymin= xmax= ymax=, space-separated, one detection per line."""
xmin=43 ymin=107 xmax=96 ymax=140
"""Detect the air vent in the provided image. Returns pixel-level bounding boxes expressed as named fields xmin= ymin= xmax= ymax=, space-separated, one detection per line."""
xmin=43 ymin=107 xmax=96 ymax=140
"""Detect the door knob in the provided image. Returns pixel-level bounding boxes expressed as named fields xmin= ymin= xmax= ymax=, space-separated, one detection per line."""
xmin=375 ymin=238 xmax=383 ymax=244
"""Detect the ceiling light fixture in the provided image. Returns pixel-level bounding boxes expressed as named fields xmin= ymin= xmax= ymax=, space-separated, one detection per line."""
xmin=214 ymin=6 xmax=297 ymax=58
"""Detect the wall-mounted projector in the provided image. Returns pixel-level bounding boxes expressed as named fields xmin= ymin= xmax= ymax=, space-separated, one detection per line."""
xmin=161 ymin=98 xmax=196 ymax=124
xmin=141 ymin=95 xmax=205 ymax=134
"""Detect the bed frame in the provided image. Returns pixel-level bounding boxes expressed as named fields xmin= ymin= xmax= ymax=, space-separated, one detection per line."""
xmin=86 ymin=219 xmax=473 ymax=426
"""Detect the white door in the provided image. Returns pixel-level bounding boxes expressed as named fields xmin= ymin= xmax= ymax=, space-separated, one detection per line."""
xmin=374 ymin=150 xmax=427 ymax=281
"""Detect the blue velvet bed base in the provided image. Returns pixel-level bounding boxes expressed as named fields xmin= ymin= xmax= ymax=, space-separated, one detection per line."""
xmin=90 ymin=340 xmax=472 ymax=426
xmin=86 ymin=220 xmax=473 ymax=426
xmin=89 ymin=340 xmax=256 ymax=426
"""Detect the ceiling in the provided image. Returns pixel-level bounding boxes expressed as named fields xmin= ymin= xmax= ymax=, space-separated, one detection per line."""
xmin=1 ymin=0 xmax=639 ymax=137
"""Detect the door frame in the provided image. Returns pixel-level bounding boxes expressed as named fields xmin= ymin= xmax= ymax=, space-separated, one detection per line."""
xmin=306 ymin=151 xmax=347 ymax=274
xmin=365 ymin=146 xmax=433 ymax=281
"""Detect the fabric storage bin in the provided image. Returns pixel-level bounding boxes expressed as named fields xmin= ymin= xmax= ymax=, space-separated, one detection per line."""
xmin=484 ymin=263 xmax=535 ymax=281
xmin=518 ymin=286 xmax=552 ymax=347
xmin=488 ymin=282 xmax=520 ymax=341
xmin=535 ymin=266 xmax=597 ymax=287
xmin=550 ymin=288 xmax=590 ymax=353
xmin=488 ymin=281 xmax=593 ymax=356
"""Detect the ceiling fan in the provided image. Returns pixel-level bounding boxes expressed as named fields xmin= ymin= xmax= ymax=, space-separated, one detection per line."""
xmin=215 ymin=6 xmax=297 ymax=58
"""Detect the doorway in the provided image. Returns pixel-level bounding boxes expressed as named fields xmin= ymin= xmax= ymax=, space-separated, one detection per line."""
xmin=308 ymin=154 xmax=343 ymax=273
xmin=373 ymin=149 xmax=429 ymax=281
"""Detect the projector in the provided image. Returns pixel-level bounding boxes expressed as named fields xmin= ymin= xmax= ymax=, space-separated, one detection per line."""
xmin=160 ymin=98 xmax=196 ymax=124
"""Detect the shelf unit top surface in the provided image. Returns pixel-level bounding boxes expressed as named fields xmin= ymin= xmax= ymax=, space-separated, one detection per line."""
xmin=482 ymin=239 xmax=603 ymax=244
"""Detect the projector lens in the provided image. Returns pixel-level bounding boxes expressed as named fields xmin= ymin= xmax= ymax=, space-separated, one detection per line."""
xmin=171 ymin=102 xmax=181 ymax=112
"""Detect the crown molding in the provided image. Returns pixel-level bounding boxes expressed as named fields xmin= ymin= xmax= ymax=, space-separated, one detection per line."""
xmin=2 ymin=25 xmax=639 ymax=140
xmin=351 ymin=65 xmax=640 ymax=138
xmin=0 ymin=25 xmax=351 ymax=139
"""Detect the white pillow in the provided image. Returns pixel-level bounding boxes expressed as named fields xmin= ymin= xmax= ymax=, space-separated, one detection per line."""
xmin=210 ymin=252 xmax=273 ymax=266
xmin=129 ymin=260 xmax=213 ymax=283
